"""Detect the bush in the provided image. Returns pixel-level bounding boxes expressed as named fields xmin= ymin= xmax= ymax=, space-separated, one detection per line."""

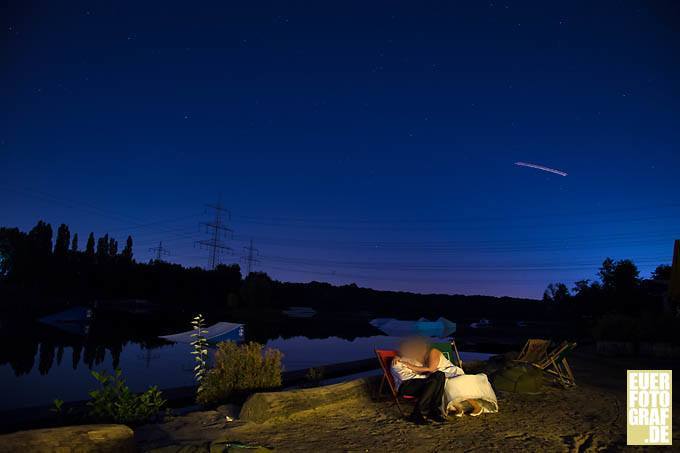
xmin=197 ymin=341 xmax=282 ymax=405
xmin=305 ymin=367 xmax=325 ymax=387
xmin=88 ymin=369 xmax=166 ymax=425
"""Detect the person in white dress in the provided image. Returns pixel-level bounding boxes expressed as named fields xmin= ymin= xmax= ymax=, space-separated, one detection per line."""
xmin=394 ymin=337 xmax=498 ymax=417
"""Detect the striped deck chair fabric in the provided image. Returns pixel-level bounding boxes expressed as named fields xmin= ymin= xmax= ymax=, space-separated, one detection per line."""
xmin=536 ymin=341 xmax=577 ymax=387
xmin=515 ymin=338 xmax=551 ymax=365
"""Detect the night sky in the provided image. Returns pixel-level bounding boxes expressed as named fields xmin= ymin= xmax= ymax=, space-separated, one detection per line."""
xmin=2 ymin=1 xmax=679 ymax=299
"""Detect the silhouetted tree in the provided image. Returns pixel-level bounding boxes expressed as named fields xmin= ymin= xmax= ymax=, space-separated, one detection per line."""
xmin=651 ymin=264 xmax=672 ymax=281
xmin=570 ymin=278 xmax=603 ymax=314
xmin=0 ymin=227 xmax=25 ymax=279
xmin=543 ymin=282 xmax=570 ymax=303
xmin=71 ymin=233 xmax=79 ymax=252
xmin=598 ymin=258 xmax=640 ymax=293
xmin=27 ymin=221 xmax=53 ymax=258
xmin=241 ymin=271 xmax=273 ymax=308
xmin=96 ymin=234 xmax=109 ymax=260
xmin=25 ymin=221 xmax=53 ymax=284
xmin=572 ymin=279 xmax=592 ymax=297
xmin=54 ymin=224 xmax=70 ymax=257
xmin=108 ymin=237 xmax=118 ymax=256
xmin=85 ymin=233 xmax=95 ymax=258
xmin=121 ymin=236 xmax=133 ymax=262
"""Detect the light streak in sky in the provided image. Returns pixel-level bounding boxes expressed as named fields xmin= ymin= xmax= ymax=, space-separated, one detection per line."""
xmin=514 ymin=161 xmax=568 ymax=177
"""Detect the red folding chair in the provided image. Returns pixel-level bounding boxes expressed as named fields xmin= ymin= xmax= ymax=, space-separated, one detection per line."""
xmin=375 ymin=349 xmax=417 ymax=416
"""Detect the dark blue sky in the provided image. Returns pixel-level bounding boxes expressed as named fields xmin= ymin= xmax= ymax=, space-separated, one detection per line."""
xmin=2 ymin=1 xmax=679 ymax=298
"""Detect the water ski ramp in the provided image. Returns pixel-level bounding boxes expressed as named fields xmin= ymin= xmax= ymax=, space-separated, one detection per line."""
xmin=160 ymin=321 xmax=244 ymax=344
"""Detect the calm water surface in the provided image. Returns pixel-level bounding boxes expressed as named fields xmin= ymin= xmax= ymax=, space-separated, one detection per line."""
xmin=1 ymin=318 xmax=492 ymax=411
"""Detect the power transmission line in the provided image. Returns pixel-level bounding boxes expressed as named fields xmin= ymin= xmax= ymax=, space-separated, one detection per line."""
xmin=241 ymin=239 xmax=260 ymax=275
xmin=231 ymin=212 xmax=680 ymax=232
xmin=149 ymin=241 xmax=170 ymax=262
xmin=196 ymin=200 xmax=232 ymax=270
xmin=231 ymin=202 xmax=680 ymax=226
xmin=229 ymin=230 xmax=676 ymax=252
xmin=258 ymin=253 xmax=670 ymax=272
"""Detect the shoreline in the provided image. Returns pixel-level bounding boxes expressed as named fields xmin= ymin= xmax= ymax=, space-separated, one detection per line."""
xmin=134 ymin=346 xmax=679 ymax=452
xmin=0 ymin=357 xmax=382 ymax=434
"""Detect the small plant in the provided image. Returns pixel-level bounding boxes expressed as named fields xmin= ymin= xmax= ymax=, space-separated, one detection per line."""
xmin=190 ymin=314 xmax=209 ymax=396
xmin=49 ymin=398 xmax=73 ymax=418
xmin=87 ymin=369 xmax=166 ymax=425
xmin=50 ymin=398 xmax=65 ymax=414
xmin=197 ymin=341 xmax=282 ymax=405
xmin=306 ymin=367 xmax=325 ymax=386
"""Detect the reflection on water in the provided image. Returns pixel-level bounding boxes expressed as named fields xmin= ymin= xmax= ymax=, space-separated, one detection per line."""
xmin=0 ymin=341 xmax=196 ymax=411
xmin=0 ymin=316 xmax=492 ymax=411
xmin=266 ymin=335 xmax=491 ymax=370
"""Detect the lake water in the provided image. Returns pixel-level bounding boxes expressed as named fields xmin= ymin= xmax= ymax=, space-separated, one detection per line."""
xmin=0 ymin=318 xmax=492 ymax=411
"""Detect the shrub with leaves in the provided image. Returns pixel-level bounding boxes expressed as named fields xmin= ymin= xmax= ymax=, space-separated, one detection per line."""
xmin=190 ymin=314 xmax=209 ymax=395
xmin=50 ymin=398 xmax=65 ymax=413
xmin=87 ymin=369 xmax=165 ymax=425
xmin=197 ymin=341 xmax=282 ymax=405
xmin=306 ymin=367 xmax=325 ymax=386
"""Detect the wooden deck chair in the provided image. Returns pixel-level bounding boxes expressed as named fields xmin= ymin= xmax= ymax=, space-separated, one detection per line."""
xmin=535 ymin=341 xmax=577 ymax=387
xmin=514 ymin=338 xmax=551 ymax=365
xmin=431 ymin=340 xmax=463 ymax=368
xmin=374 ymin=349 xmax=417 ymax=416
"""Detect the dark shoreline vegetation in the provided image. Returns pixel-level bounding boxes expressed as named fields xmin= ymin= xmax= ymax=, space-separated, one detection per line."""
xmin=1 ymin=221 xmax=678 ymax=432
xmin=1 ymin=221 xmax=675 ymax=319
xmin=2 ymin=220 xmax=674 ymax=316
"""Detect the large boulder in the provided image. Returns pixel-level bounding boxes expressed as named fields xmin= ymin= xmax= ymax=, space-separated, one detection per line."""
xmin=0 ymin=424 xmax=134 ymax=453
xmin=239 ymin=377 xmax=375 ymax=423
xmin=493 ymin=365 xmax=543 ymax=394
xmin=464 ymin=352 xmax=516 ymax=375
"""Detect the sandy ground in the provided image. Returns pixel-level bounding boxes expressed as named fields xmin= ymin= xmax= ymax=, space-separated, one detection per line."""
xmin=136 ymin=347 xmax=678 ymax=452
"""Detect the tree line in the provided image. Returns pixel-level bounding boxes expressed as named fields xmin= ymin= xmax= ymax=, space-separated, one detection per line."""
xmin=0 ymin=220 xmax=242 ymax=314
xmin=542 ymin=258 xmax=674 ymax=317
xmin=0 ymin=220 xmax=547 ymax=320
xmin=3 ymin=220 xmax=674 ymax=324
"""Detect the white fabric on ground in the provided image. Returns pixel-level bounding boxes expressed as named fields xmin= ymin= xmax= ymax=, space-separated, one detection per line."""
xmin=436 ymin=352 xmax=498 ymax=414
xmin=441 ymin=373 xmax=499 ymax=414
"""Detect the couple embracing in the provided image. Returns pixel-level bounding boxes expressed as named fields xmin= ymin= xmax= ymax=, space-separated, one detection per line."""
xmin=391 ymin=337 xmax=498 ymax=424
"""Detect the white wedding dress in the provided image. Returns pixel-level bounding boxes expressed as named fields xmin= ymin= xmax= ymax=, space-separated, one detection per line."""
xmin=436 ymin=353 xmax=499 ymax=414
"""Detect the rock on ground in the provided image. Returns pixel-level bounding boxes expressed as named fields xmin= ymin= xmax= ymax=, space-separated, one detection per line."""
xmin=0 ymin=424 xmax=135 ymax=453
xmin=239 ymin=377 xmax=374 ymax=423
